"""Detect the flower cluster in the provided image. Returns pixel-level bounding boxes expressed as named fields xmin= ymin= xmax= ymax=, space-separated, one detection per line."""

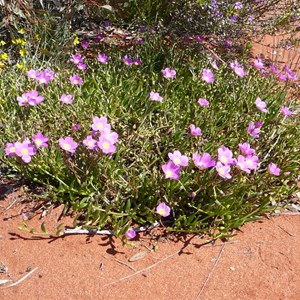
xmin=230 ymin=60 xmax=247 ymax=78
xmin=70 ymin=54 xmax=86 ymax=71
xmin=123 ymin=55 xmax=141 ymax=66
xmin=5 ymin=132 xmax=48 ymax=163
xmin=162 ymin=150 xmax=189 ymax=180
xmin=27 ymin=68 xmax=55 ymax=85
xmin=17 ymin=90 xmax=44 ymax=106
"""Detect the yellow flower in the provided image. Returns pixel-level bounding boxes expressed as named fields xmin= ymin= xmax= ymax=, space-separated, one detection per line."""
xmin=18 ymin=28 xmax=26 ymax=34
xmin=19 ymin=48 xmax=27 ymax=57
xmin=0 ymin=40 xmax=6 ymax=46
xmin=34 ymin=34 xmax=40 ymax=41
xmin=0 ymin=61 xmax=5 ymax=68
xmin=12 ymin=38 xmax=26 ymax=46
xmin=1 ymin=53 xmax=8 ymax=60
xmin=16 ymin=63 xmax=28 ymax=71
xmin=73 ymin=34 xmax=79 ymax=45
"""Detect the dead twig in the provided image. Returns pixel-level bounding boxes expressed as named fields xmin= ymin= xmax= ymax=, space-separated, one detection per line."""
xmin=277 ymin=225 xmax=295 ymax=237
xmin=2 ymin=267 xmax=38 ymax=289
xmin=114 ymin=259 xmax=137 ymax=272
xmin=195 ymin=244 xmax=225 ymax=300
xmin=103 ymin=250 xmax=180 ymax=287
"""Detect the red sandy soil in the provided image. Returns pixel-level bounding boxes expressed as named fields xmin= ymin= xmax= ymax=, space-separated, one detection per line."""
xmin=1 ymin=184 xmax=300 ymax=300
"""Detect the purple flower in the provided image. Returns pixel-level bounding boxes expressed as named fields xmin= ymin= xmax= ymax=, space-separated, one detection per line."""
xmin=97 ymin=137 xmax=116 ymax=154
xmin=201 ymin=68 xmax=214 ymax=83
xmin=253 ymin=58 xmax=264 ymax=69
xmin=70 ymin=54 xmax=83 ymax=65
xmin=83 ymin=136 xmax=98 ymax=150
xmin=193 ymin=152 xmax=216 ymax=169
xmin=92 ymin=116 xmax=111 ymax=132
xmin=81 ymin=41 xmax=89 ymax=49
xmin=123 ymin=55 xmax=133 ymax=66
xmin=60 ymin=94 xmax=73 ymax=104
xmin=36 ymin=69 xmax=55 ymax=85
xmin=280 ymin=106 xmax=292 ymax=116
xmin=77 ymin=63 xmax=86 ymax=71
xmin=69 ymin=74 xmax=83 ymax=85
xmin=216 ymin=162 xmax=232 ymax=179
xmin=268 ymin=163 xmax=281 ymax=176
xmin=32 ymin=132 xmax=48 ymax=148
xmin=14 ymin=140 xmax=36 ymax=163
xmin=255 ymin=97 xmax=268 ymax=113
xmin=189 ymin=124 xmax=202 ymax=136
xmin=125 ymin=228 xmax=136 ymax=239
xmin=97 ymin=53 xmax=109 ymax=64
xmin=247 ymin=121 xmax=261 ymax=138
xmin=162 ymin=67 xmax=176 ymax=79
xmin=150 ymin=91 xmax=163 ymax=102
xmin=136 ymin=38 xmax=144 ymax=44
xmin=59 ymin=137 xmax=78 ymax=153
xmin=218 ymin=146 xmax=235 ymax=165
xmin=5 ymin=142 xmax=16 ymax=156
xmin=234 ymin=2 xmax=243 ymax=10
xmin=285 ymin=66 xmax=298 ymax=81
xmin=198 ymin=98 xmax=210 ymax=107
xmin=239 ymin=142 xmax=255 ymax=156
xmin=162 ymin=161 xmax=180 ymax=180
xmin=95 ymin=33 xmax=105 ymax=42
xmin=133 ymin=58 xmax=141 ymax=66
xmin=156 ymin=202 xmax=171 ymax=217
xmin=72 ymin=123 xmax=80 ymax=131
xmin=168 ymin=150 xmax=188 ymax=167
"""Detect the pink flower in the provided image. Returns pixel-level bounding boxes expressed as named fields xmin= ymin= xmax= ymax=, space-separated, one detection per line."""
xmin=247 ymin=121 xmax=261 ymax=138
xmin=125 ymin=228 xmax=136 ymax=239
xmin=27 ymin=69 xmax=40 ymax=79
xmin=193 ymin=152 xmax=216 ymax=169
xmin=162 ymin=161 xmax=180 ymax=180
xmin=216 ymin=162 xmax=232 ymax=179
xmin=77 ymin=63 xmax=86 ymax=71
xmin=217 ymin=146 xmax=235 ymax=165
xmin=83 ymin=136 xmax=98 ymax=150
xmin=201 ymin=68 xmax=214 ymax=83
xmin=189 ymin=124 xmax=202 ymax=136
xmin=14 ymin=140 xmax=36 ymax=163
xmin=156 ymin=202 xmax=171 ymax=217
xmin=162 ymin=67 xmax=176 ymax=79
xmin=236 ymin=155 xmax=259 ymax=173
xmin=32 ymin=132 xmax=48 ymax=148
xmin=133 ymin=58 xmax=141 ymax=66
xmin=123 ymin=55 xmax=133 ymax=66
xmin=280 ymin=106 xmax=292 ymax=116
xmin=97 ymin=53 xmax=109 ymax=64
xmin=198 ymin=98 xmax=210 ymax=107
xmin=211 ymin=61 xmax=219 ymax=70
xmin=98 ymin=137 xmax=116 ymax=154
xmin=150 ymin=91 xmax=163 ymax=102
xmin=255 ymin=97 xmax=268 ymax=113
xmin=92 ymin=116 xmax=111 ymax=133
xmin=70 ymin=54 xmax=83 ymax=65
xmin=253 ymin=58 xmax=264 ymax=69
xmin=59 ymin=137 xmax=78 ymax=153
xmin=69 ymin=74 xmax=83 ymax=85
xmin=239 ymin=142 xmax=255 ymax=156
xmin=5 ymin=142 xmax=16 ymax=157
xmin=279 ymin=73 xmax=287 ymax=81
xmin=168 ymin=150 xmax=188 ymax=167
xmin=60 ymin=94 xmax=73 ymax=104
xmin=268 ymin=163 xmax=281 ymax=176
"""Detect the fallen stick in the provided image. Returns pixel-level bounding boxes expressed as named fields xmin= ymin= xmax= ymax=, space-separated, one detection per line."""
xmin=194 ymin=244 xmax=225 ymax=300
xmin=103 ymin=250 xmax=180 ymax=287
xmin=3 ymin=267 xmax=38 ymax=289
xmin=114 ymin=259 xmax=137 ymax=272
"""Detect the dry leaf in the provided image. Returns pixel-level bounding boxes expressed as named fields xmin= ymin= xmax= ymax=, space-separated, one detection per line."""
xmin=128 ymin=251 xmax=146 ymax=262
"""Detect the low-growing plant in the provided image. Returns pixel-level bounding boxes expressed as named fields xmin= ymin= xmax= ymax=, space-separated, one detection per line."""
xmin=0 ymin=28 xmax=299 ymax=241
